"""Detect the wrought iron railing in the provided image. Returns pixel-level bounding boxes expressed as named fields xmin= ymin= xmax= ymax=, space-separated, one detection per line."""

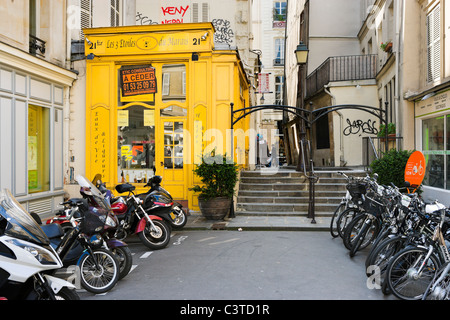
xmin=273 ymin=58 xmax=284 ymax=66
xmin=306 ymin=54 xmax=377 ymax=99
xmin=29 ymin=35 xmax=46 ymax=58
xmin=362 ymin=136 xmax=403 ymax=167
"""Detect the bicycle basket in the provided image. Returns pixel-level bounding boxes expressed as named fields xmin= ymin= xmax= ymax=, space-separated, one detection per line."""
xmin=362 ymin=196 xmax=384 ymax=217
xmin=79 ymin=206 xmax=107 ymax=235
xmin=346 ymin=181 xmax=367 ymax=199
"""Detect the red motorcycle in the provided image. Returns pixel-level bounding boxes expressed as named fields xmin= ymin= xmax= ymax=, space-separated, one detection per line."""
xmin=110 ymin=183 xmax=171 ymax=250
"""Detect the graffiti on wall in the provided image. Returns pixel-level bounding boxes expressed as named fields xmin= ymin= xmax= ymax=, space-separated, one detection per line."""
xmin=161 ymin=5 xmax=189 ymax=24
xmin=136 ymin=12 xmax=158 ymax=25
xmin=343 ymin=118 xmax=378 ymax=136
xmin=212 ymin=19 xmax=234 ymax=45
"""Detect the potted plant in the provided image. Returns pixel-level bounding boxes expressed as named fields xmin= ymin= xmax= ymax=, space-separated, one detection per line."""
xmin=380 ymin=42 xmax=393 ymax=53
xmin=377 ymin=122 xmax=396 ymax=140
xmin=191 ymin=150 xmax=239 ymax=220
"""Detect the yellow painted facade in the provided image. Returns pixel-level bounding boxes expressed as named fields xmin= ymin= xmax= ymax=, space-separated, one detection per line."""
xmin=84 ymin=23 xmax=250 ymax=210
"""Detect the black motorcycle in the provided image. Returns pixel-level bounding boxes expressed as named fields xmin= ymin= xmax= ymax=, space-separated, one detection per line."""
xmin=138 ymin=176 xmax=188 ymax=230
xmin=39 ymin=175 xmax=124 ymax=294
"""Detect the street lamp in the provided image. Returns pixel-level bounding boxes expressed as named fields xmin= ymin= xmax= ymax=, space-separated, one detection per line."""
xmin=295 ymin=41 xmax=309 ymax=65
xmin=260 ymin=93 xmax=265 ymax=105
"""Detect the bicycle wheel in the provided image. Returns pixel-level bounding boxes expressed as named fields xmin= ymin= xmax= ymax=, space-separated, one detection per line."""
xmin=423 ymin=263 xmax=450 ymax=300
xmin=348 ymin=215 xmax=380 ymax=257
xmin=365 ymin=235 xmax=406 ymax=277
xmin=343 ymin=213 xmax=379 ymax=253
xmin=336 ymin=207 xmax=361 ymax=239
xmin=386 ymin=246 xmax=440 ymax=300
xmin=330 ymin=203 xmax=346 ymax=238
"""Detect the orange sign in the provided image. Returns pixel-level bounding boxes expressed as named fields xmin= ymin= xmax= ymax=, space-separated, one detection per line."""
xmin=404 ymin=151 xmax=426 ymax=187
xmin=120 ymin=65 xmax=157 ymax=97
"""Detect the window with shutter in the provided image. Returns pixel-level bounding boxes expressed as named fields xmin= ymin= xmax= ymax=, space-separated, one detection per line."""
xmin=80 ymin=0 xmax=93 ymax=40
xmin=110 ymin=0 xmax=120 ymax=27
xmin=427 ymin=5 xmax=440 ymax=83
xmin=192 ymin=3 xmax=209 ymax=22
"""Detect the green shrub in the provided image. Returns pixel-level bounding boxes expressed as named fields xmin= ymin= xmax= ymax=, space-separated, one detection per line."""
xmin=370 ymin=149 xmax=413 ymax=187
xmin=190 ymin=150 xmax=239 ymax=200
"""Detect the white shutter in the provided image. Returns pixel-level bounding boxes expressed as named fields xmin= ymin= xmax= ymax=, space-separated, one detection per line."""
xmin=192 ymin=3 xmax=209 ymax=22
xmin=110 ymin=0 xmax=120 ymax=27
xmin=162 ymin=73 xmax=170 ymax=96
xmin=202 ymin=3 xmax=209 ymax=22
xmin=427 ymin=5 xmax=440 ymax=83
xmin=192 ymin=3 xmax=199 ymax=22
xmin=80 ymin=0 xmax=92 ymax=40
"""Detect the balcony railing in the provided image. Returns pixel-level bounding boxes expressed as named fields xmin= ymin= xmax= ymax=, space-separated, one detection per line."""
xmin=305 ymin=54 xmax=377 ymax=99
xmin=29 ymin=35 xmax=46 ymax=58
xmin=273 ymin=58 xmax=285 ymax=66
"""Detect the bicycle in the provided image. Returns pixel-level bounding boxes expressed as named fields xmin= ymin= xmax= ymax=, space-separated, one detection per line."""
xmin=385 ymin=206 xmax=449 ymax=300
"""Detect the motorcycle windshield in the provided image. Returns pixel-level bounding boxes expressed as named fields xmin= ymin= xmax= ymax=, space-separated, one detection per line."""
xmin=75 ymin=175 xmax=112 ymax=211
xmin=0 ymin=189 xmax=49 ymax=245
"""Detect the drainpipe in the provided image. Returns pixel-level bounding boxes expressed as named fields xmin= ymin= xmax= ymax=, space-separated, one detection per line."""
xmin=324 ymin=85 xmax=345 ymax=166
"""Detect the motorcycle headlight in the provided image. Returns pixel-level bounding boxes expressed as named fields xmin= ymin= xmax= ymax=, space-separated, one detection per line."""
xmin=6 ymin=239 xmax=58 ymax=265
xmin=105 ymin=216 xmax=117 ymax=228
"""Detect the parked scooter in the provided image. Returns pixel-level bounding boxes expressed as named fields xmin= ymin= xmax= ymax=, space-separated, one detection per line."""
xmin=138 ymin=175 xmax=188 ymax=230
xmin=38 ymin=175 xmax=122 ymax=294
xmin=78 ymin=175 xmax=132 ymax=280
xmin=111 ymin=182 xmax=171 ymax=250
xmin=0 ymin=189 xmax=79 ymax=300
xmin=42 ymin=175 xmax=132 ymax=281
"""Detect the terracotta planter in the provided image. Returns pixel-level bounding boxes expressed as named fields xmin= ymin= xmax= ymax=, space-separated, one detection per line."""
xmin=384 ymin=42 xmax=393 ymax=53
xmin=198 ymin=196 xmax=232 ymax=220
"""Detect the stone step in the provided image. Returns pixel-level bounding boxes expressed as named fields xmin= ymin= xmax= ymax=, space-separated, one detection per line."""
xmin=236 ymin=202 xmax=338 ymax=213
xmin=239 ymin=169 xmax=367 ymax=178
xmin=238 ymin=190 xmax=346 ymax=197
xmin=234 ymin=210 xmax=334 ymax=218
xmin=237 ymin=196 xmax=342 ymax=204
xmin=238 ymin=176 xmax=349 ymax=184
xmin=238 ymin=183 xmax=347 ymax=191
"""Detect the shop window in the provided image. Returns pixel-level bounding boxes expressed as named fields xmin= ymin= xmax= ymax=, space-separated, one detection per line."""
xmin=160 ymin=105 xmax=187 ymax=117
xmin=118 ymin=105 xmax=155 ymax=183
xmin=422 ymin=115 xmax=445 ymax=189
xmin=28 ymin=105 xmax=50 ymax=193
xmin=162 ymin=64 xmax=186 ymax=101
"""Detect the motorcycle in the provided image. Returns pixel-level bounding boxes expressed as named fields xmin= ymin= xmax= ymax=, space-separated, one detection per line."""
xmin=42 ymin=175 xmax=132 ymax=281
xmin=0 ymin=189 xmax=79 ymax=300
xmin=38 ymin=175 xmax=121 ymax=294
xmin=137 ymin=175 xmax=188 ymax=230
xmin=111 ymin=182 xmax=171 ymax=250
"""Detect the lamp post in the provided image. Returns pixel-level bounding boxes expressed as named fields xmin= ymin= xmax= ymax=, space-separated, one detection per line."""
xmin=295 ymin=41 xmax=309 ymax=65
xmin=295 ymin=41 xmax=317 ymax=224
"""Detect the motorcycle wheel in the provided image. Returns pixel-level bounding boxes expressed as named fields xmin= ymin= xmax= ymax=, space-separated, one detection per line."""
xmin=54 ymin=287 xmax=80 ymax=300
xmin=171 ymin=207 xmax=187 ymax=230
xmin=138 ymin=219 xmax=171 ymax=250
xmin=111 ymin=246 xmax=133 ymax=280
xmin=78 ymin=248 xmax=120 ymax=294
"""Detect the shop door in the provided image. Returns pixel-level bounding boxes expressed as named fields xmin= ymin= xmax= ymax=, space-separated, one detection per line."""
xmin=160 ymin=119 xmax=186 ymax=199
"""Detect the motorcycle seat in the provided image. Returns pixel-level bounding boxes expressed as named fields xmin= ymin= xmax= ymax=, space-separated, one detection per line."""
xmin=41 ymin=223 xmax=64 ymax=239
xmin=115 ymin=183 xmax=135 ymax=194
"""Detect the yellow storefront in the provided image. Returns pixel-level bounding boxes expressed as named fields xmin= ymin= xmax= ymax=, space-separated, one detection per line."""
xmin=83 ymin=23 xmax=250 ymax=210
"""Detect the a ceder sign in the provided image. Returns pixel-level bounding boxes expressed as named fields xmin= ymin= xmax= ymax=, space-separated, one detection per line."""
xmin=120 ymin=65 xmax=157 ymax=97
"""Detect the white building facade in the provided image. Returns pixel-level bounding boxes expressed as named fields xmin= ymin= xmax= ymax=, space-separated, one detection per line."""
xmin=0 ymin=1 xmax=77 ymax=214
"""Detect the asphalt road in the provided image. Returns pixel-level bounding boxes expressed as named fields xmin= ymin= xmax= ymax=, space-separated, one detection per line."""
xmin=77 ymin=230 xmax=395 ymax=302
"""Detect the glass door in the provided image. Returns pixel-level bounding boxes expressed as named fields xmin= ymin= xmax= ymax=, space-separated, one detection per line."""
xmin=161 ymin=119 xmax=186 ymax=198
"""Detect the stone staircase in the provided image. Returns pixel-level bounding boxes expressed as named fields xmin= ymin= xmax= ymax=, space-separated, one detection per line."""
xmin=235 ymin=169 xmax=367 ymax=228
